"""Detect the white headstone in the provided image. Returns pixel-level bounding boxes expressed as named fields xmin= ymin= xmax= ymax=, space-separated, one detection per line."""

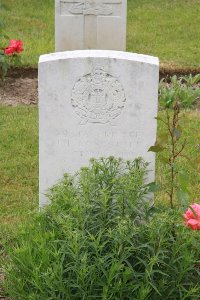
xmin=39 ymin=50 xmax=159 ymax=207
xmin=55 ymin=0 xmax=127 ymax=51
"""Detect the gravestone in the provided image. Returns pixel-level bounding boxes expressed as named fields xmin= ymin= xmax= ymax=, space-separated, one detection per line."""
xmin=55 ymin=0 xmax=127 ymax=51
xmin=39 ymin=50 xmax=159 ymax=207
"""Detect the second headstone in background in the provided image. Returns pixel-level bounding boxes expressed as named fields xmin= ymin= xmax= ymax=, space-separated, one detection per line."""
xmin=55 ymin=0 xmax=127 ymax=51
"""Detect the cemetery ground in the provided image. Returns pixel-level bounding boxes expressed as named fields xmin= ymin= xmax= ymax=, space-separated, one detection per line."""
xmin=0 ymin=0 xmax=200 ymax=298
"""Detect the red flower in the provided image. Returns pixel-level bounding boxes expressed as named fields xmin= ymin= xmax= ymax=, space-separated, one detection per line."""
xmin=184 ymin=203 xmax=200 ymax=230
xmin=4 ymin=40 xmax=23 ymax=56
xmin=4 ymin=47 xmax=16 ymax=55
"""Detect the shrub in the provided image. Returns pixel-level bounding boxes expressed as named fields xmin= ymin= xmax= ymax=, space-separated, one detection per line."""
xmin=4 ymin=158 xmax=200 ymax=300
xmin=159 ymin=75 xmax=200 ymax=109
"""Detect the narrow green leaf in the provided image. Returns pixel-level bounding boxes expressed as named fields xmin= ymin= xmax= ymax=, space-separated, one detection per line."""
xmin=178 ymin=170 xmax=189 ymax=192
xmin=146 ymin=182 xmax=160 ymax=193
xmin=188 ymin=205 xmax=198 ymax=218
xmin=148 ymin=145 xmax=164 ymax=153
xmin=177 ymin=189 xmax=189 ymax=207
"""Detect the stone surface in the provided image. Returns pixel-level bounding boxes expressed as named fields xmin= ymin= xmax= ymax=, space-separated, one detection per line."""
xmin=55 ymin=0 xmax=127 ymax=51
xmin=39 ymin=50 xmax=159 ymax=206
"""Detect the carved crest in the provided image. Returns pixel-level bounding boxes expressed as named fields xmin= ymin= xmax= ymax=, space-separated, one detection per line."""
xmin=71 ymin=66 xmax=126 ymax=124
xmin=69 ymin=0 xmax=113 ymax=15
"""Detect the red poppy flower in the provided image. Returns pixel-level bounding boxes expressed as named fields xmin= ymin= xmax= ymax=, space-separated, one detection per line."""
xmin=4 ymin=40 xmax=23 ymax=56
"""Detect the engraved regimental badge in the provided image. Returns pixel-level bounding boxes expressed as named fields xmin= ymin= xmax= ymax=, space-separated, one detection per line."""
xmin=71 ymin=66 xmax=126 ymax=124
xmin=69 ymin=0 xmax=113 ymax=15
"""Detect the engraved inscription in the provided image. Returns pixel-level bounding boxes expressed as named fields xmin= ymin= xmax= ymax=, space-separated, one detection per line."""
xmin=71 ymin=66 xmax=126 ymax=124
xmin=52 ymin=128 xmax=143 ymax=158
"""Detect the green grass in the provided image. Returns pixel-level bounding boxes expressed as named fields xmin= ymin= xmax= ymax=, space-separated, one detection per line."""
xmin=127 ymin=0 xmax=200 ymax=70
xmin=0 ymin=106 xmax=38 ymax=244
xmin=0 ymin=106 xmax=199 ymax=249
xmin=1 ymin=0 xmax=200 ymax=69
xmin=1 ymin=0 xmax=54 ymax=67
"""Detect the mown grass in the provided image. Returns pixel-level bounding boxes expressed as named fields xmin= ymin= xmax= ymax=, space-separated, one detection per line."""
xmin=1 ymin=0 xmax=54 ymax=67
xmin=1 ymin=0 xmax=200 ymax=69
xmin=0 ymin=106 xmax=199 ymax=251
xmin=127 ymin=0 xmax=200 ymax=70
xmin=0 ymin=106 xmax=38 ymax=247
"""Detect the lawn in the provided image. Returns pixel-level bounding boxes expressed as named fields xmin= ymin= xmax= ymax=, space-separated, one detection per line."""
xmin=0 ymin=107 xmax=38 ymax=247
xmin=1 ymin=0 xmax=200 ymax=70
xmin=0 ymin=106 xmax=200 ymax=250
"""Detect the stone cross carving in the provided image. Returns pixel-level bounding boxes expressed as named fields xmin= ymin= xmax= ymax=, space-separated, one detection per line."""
xmin=55 ymin=0 xmax=127 ymax=51
xmin=60 ymin=0 xmax=122 ymax=49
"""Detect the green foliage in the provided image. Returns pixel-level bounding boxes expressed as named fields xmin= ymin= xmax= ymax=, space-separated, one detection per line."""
xmin=182 ymin=74 xmax=200 ymax=87
xmin=0 ymin=50 xmax=23 ymax=82
xmin=155 ymin=110 xmax=200 ymax=206
xmin=4 ymin=158 xmax=200 ymax=300
xmin=149 ymin=98 xmax=200 ymax=208
xmin=150 ymin=101 xmax=188 ymax=208
xmin=0 ymin=105 xmax=199 ymax=298
xmin=0 ymin=52 xmax=8 ymax=81
xmin=159 ymin=75 xmax=200 ymax=109
xmin=154 ymin=75 xmax=200 ymax=207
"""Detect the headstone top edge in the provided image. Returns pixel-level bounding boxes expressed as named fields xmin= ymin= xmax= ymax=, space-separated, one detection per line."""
xmin=39 ymin=50 xmax=159 ymax=66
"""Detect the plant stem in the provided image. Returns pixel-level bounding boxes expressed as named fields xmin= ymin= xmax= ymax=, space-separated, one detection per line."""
xmin=166 ymin=100 xmax=180 ymax=209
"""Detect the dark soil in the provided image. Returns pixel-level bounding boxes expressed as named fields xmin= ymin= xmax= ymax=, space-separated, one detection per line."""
xmin=0 ymin=71 xmax=38 ymax=106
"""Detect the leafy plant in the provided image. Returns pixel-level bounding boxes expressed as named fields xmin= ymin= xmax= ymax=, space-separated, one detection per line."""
xmin=0 ymin=40 xmax=24 ymax=81
xmin=159 ymin=75 xmax=200 ymax=109
xmin=149 ymin=97 xmax=200 ymax=209
xmin=181 ymin=74 xmax=200 ymax=87
xmin=4 ymin=158 xmax=200 ymax=300
xmin=0 ymin=20 xmax=23 ymax=82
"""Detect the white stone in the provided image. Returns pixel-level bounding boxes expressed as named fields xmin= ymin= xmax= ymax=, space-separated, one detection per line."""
xmin=55 ymin=0 xmax=127 ymax=51
xmin=39 ymin=50 xmax=159 ymax=207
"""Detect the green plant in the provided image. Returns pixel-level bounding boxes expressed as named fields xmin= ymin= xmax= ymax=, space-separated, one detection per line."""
xmin=149 ymin=100 xmax=187 ymax=208
xmin=0 ymin=38 xmax=23 ymax=81
xmin=149 ymin=98 xmax=200 ymax=209
xmin=0 ymin=12 xmax=23 ymax=81
xmin=4 ymin=158 xmax=200 ymax=300
xmin=181 ymin=74 xmax=200 ymax=87
xmin=159 ymin=75 xmax=200 ymax=109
